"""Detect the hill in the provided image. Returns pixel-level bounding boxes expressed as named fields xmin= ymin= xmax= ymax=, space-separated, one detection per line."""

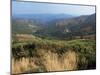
xmin=12 ymin=14 xmax=74 ymax=24
xmin=12 ymin=34 xmax=96 ymax=74
xmin=34 ymin=13 xmax=96 ymax=39
xmin=12 ymin=13 xmax=96 ymax=40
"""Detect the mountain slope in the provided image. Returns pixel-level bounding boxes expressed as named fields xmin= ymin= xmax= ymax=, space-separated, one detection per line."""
xmin=13 ymin=14 xmax=74 ymax=24
xmin=34 ymin=13 xmax=96 ymax=39
xmin=12 ymin=13 xmax=96 ymax=39
xmin=12 ymin=19 xmax=42 ymax=34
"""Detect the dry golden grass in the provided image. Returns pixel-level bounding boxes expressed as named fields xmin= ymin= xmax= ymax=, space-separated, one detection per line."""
xmin=61 ymin=51 xmax=78 ymax=70
xmin=15 ymin=34 xmax=35 ymax=42
xmin=42 ymin=50 xmax=78 ymax=71
xmin=12 ymin=50 xmax=78 ymax=74
xmin=12 ymin=57 xmax=38 ymax=74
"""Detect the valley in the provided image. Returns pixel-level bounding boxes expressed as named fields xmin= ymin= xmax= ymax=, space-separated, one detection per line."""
xmin=12 ymin=13 xmax=96 ymax=74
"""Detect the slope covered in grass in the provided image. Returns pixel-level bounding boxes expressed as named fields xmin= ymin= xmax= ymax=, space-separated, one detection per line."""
xmin=12 ymin=34 xmax=96 ymax=74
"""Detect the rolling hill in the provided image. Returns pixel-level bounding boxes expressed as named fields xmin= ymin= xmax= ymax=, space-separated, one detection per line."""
xmin=12 ymin=13 xmax=96 ymax=40
xmin=33 ymin=13 xmax=96 ymax=39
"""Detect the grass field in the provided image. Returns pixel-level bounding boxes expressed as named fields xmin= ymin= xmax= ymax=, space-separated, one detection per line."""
xmin=12 ymin=34 xmax=96 ymax=74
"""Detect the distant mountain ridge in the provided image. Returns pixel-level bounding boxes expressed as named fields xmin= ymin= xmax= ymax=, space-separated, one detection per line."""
xmin=12 ymin=14 xmax=75 ymax=23
xmin=34 ymin=13 xmax=96 ymax=39
xmin=12 ymin=13 xmax=96 ymax=39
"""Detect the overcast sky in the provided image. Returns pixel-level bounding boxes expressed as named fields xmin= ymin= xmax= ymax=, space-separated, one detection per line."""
xmin=12 ymin=1 xmax=95 ymax=16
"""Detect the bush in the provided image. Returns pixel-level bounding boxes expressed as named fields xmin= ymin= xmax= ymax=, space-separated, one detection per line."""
xmin=12 ymin=35 xmax=96 ymax=74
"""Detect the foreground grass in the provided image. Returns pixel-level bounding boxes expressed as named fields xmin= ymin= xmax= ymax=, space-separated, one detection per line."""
xmin=12 ymin=50 xmax=78 ymax=74
xmin=12 ymin=35 xmax=96 ymax=74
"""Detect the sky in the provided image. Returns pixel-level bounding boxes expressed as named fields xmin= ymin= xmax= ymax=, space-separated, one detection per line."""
xmin=12 ymin=1 xmax=95 ymax=16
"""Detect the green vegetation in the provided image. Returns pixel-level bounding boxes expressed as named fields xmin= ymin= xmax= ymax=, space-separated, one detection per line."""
xmin=12 ymin=34 xmax=96 ymax=74
xmin=12 ymin=13 xmax=96 ymax=74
